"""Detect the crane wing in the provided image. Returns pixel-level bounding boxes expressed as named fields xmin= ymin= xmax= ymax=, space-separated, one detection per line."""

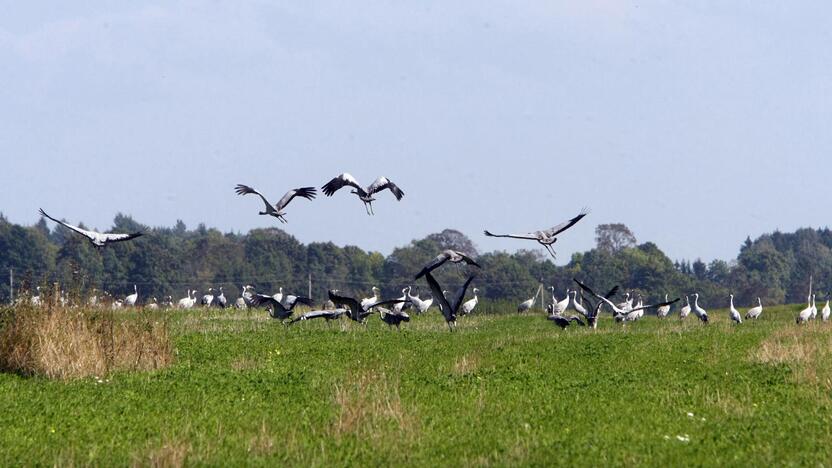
xmin=629 ymin=298 xmax=680 ymax=313
xmin=39 ymin=209 xmax=104 ymax=242
xmin=449 ymin=275 xmax=477 ymax=312
xmin=328 ymin=290 xmax=361 ymax=317
xmin=251 ymin=294 xmax=290 ymax=314
xmin=414 ymin=252 xmax=451 ymax=279
xmin=322 ymin=173 xmax=363 ymax=197
xmin=234 ymin=185 xmax=273 ymax=211
xmin=455 ymin=251 xmax=481 ymax=268
xmin=100 ymin=232 xmax=144 ymax=243
xmin=541 ymin=208 xmax=589 ymax=237
xmin=573 ymin=278 xmax=620 ymax=312
xmin=483 ymin=230 xmax=538 ymax=240
xmin=367 ymin=176 xmax=404 ymax=200
xmin=274 ymin=187 xmax=317 ymax=211
xmin=424 ymin=272 xmax=454 ymax=322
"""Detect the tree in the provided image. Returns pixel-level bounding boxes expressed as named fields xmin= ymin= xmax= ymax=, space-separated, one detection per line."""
xmin=595 ymin=224 xmax=637 ymax=253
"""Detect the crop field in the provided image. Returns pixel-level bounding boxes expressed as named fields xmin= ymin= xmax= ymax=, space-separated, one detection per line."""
xmin=0 ymin=304 xmax=831 ymax=466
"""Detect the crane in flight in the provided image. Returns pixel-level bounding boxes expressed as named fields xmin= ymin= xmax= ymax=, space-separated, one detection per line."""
xmin=484 ymin=208 xmax=588 ymax=259
xmin=321 ymin=173 xmax=404 ymax=215
xmin=38 ymin=209 xmax=143 ymax=248
xmin=234 ymin=184 xmax=316 ymax=223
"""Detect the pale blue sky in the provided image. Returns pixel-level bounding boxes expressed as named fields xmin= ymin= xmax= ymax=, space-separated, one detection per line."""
xmin=1 ymin=2 xmax=830 ymax=263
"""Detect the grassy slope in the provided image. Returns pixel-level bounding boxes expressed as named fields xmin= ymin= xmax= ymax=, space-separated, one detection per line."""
xmin=0 ymin=303 xmax=830 ymax=466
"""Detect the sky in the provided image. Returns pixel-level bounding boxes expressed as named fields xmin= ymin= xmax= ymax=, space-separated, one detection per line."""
xmin=1 ymin=1 xmax=830 ymax=264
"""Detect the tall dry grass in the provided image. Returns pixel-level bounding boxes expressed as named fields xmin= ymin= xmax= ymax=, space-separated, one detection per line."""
xmin=0 ymin=304 xmax=173 ymax=380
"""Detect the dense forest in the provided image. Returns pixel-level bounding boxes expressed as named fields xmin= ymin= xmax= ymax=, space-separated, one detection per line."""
xmin=0 ymin=213 xmax=829 ymax=308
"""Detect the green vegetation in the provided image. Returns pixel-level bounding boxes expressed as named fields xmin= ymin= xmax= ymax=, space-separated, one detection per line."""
xmin=1 ymin=304 xmax=830 ymax=466
xmin=1 ymin=213 xmax=831 ymax=308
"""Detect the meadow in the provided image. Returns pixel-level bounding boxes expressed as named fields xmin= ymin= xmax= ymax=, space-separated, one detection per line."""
xmin=0 ymin=303 xmax=830 ymax=466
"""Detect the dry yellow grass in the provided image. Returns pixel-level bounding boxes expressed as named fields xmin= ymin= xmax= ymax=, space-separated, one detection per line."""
xmin=751 ymin=325 xmax=832 ymax=390
xmin=452 ymin=354 xmax=481 ymax=375
xmin=247 ymin=422 xmax=276 ymax=456
xmin=132 ymin=439 xmax=191 ymax=468
xmin=331 ymin=370 xmax=419 ymax=444
xmin=0 ymin=305 xmax=173 ymax=380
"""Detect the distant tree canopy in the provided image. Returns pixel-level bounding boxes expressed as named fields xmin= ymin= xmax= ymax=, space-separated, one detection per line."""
xmin=596 ymin=223 xmax=637 ymax=253
xmin=0 ymin=214 xmax=829 ymax=308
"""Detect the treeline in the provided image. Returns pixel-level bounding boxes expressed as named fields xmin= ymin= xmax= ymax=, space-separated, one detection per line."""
xmin=0 ymin=213 xmax=829 ymax=307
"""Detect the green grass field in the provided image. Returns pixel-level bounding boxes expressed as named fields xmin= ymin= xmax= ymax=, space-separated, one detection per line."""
xmin=1 ymin=303 xmax=831 ymax=466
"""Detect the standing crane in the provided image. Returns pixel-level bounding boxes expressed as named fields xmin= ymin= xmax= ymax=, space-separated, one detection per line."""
xmin=745 ymin=298 xmax=763 ymax=320
xmin=517 ymin=285 xmax=542 ymax=313
xmin=729 ymin=294 xmax=742 ymax=324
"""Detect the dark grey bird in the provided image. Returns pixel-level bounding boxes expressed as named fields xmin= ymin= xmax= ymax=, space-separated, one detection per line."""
xmin=287 ymin=309 xmax=347 ymax=325
xmin=574 ymin=279 xmax=679 ymax=323
xmin=571 ymin=282 xmax=619 ymax=329
xmin=251 ymin=293 xmax=313 ymax=320
xmin=422 ymin=271 xmax=477 ymax=332
xmin=414 ymin=250 xmax=481 ymax=280
xmin=327 ymin=290 xmax=406 ymax=323
xmin=234 ymin=184 xmax=316 ymax=223
xmin=547 ymin=314 xmax=586 ymax=329
xmin=483 ymin=208 xmax=588 ymax=259
xmin=39 ymin=208 xmax=143 ymax=248
xmin=321 ymin=173 xmax=404 ymax=215
xmin=377 ymin=307 xmax=411 ymax=330
xmin=211 ymin=286 xmax=227 ymax=309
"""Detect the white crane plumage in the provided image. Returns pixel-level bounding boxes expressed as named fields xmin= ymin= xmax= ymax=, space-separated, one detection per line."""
xmin=39 ymin=209 xmax=143 ymax=248
xmin=234 ymin=184 xmax=316 ymax=223
xmin=810 ymin=294 xmax=817 ymax=320
xmin=745 ymin=297 xmax=763 ymax=320
xmin=569 ymin=290 xmax=588 ymax=317
xmin=406 ymin=289 xmax=433 ymax=314
xmin=657 ymin=294 xmax=671 ymax=319
xmin=517 ymin=286 xmax=541 ymax=313
xmin=483 ymin=209 xmax=588 ymax=259
xmin=360 ymin=287 xmax=380 ymax=311
xmin=201 ymin=288 xmax=214 ymax=307
xmin=125 ymin=285 xmax=138 ymax=307
xmin=392 ymin=287 xmax=412 ymax=314
xmin=321 ymin=173 xmax=405 ymax=215
xmin=822 ymin=298 xmax=830 ymax=322
xmin=679 ymin=296 xmax=691 ymax=320
xmin=729 ymin=294 xmax=742 ymax=324
xmin=692 ymin=293 xmax=709 ymax=323
xmin=547 ymin=287 xmax=570 ymax=315
xmin=30 ymin=287 xmax=42 ymax=306
xmin=574 ymin=279 xmax=679 ymax=321
xmin=797 ymin=295 xmax=813 ymax=324
xmin=461 ymin=288 xmax=479 ymax=316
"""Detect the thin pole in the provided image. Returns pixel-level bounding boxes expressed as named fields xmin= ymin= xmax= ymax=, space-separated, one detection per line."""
xmin=308 ymin=273 xmax=312 ymax=300
xmin=9 ymin=268 xmax=13 ymax=305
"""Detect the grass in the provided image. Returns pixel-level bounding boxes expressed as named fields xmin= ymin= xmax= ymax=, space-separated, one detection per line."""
xmin=0 ymin=303 xmax=831 ymax=465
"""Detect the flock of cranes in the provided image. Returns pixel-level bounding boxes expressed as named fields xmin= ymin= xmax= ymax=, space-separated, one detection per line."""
xmin=28 ymin=179 xmax=824 ymax=330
